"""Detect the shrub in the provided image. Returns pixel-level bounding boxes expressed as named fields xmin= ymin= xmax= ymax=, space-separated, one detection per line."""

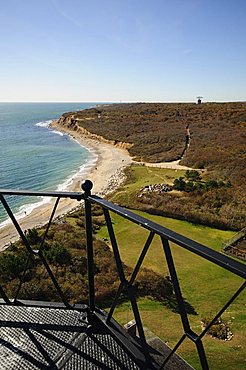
xmin=44 ymin=243 xmax=72 ymax=266
xmin=184 ymin=181 xmax=197 ymax=192
xmin=25 ymin=228 xmax=41 ymax=245
xmin=173 ymin=177 xmax=186 ymax=191
xmin=133 ymin=269 xmax=173 ymax=301
xmin=185 ymin=170 xmax=202 ymax=182
xmin=0 ymin=251 xmax=28 ymax=280
xmin=201 ymin=316 xmax=233 ymax=340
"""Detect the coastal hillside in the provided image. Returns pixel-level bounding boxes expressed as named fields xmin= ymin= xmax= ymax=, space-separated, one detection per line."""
xmin=57 ymin=102 xmax=246 ymax=184
xmin=56 ymin=103 xmax=246 ymax=230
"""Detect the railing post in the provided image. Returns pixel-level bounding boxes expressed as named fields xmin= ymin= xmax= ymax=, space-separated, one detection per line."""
xmin=82 ymin=180 xmax=95 ymax=314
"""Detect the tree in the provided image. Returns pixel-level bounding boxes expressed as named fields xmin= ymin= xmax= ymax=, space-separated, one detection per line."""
xmin=206 ymin=180 xmax=219 ymax=190
xmin=45 ymin=243 xmax=71 ymax=266
xmin=185 ymin=170 xmax=202 ymax=182
xmin=25 ymin=228 xmax=41 ymax=245
xmin=185 ymin=181 xmax=196 ymax=192
xmin=0 ymin=252 xmax=27 ymax=280
xmin=173 ymin=177 xmax=186 ymax=191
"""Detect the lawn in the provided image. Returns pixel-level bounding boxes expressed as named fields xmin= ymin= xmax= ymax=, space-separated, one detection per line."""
xmin=111 ymin=165 xmax=186 ymax=207
xmin=95 ymin=165 xmax=245 ymax=369
xmin=96 ymin=211 xmax=245 ymax=369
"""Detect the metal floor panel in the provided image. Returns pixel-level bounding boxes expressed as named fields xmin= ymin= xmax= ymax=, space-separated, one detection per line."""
xmin=0 ymin=305 xmax=88 ymax=369
xmin=63 ymin=332 xmax=140 ymax=370
xmin=0 ymin=305 xmax=140 ymax=370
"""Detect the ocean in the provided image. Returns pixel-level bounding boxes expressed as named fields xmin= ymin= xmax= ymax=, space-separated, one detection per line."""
xmin=0 ymin=102 xmax=100 ymax=225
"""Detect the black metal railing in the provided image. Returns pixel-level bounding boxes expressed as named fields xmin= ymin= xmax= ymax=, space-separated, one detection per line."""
xmin=0 ymin=180 xmax=245 ymax=370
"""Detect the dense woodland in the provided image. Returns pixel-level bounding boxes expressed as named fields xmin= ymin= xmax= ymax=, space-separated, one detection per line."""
xmin=58 ymin=103 xmax=246 ymax=230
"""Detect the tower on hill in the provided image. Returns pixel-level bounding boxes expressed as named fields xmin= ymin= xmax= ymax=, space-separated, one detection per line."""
xmin=197 ymin=96 xmax=203 ymax=104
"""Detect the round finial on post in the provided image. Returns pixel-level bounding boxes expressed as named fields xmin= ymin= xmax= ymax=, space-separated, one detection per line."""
xmin=82 ymin=180 xmax=93 ymax=195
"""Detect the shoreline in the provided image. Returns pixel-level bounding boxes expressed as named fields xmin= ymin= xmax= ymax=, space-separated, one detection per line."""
xmin=0 ymin=121 xmax=132 ymax=251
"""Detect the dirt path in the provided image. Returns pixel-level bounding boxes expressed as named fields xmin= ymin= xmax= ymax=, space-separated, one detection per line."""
xmin=133 ymin=124 xmax=193 ymax=170
xmin=133 ymin=159 xmax=193 ymax=170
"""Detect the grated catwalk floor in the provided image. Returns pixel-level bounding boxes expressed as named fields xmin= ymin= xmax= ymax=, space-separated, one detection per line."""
xmin=0 ymin=304 xmax=193 ymax=369
xmin=0 ymin=305 xmax=141 ymax=370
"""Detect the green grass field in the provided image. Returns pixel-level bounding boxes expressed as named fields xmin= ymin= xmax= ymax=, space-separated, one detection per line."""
xmin=95 ymin=165 xmax=245 ymax=369
xmin=110 ymin=165 xmax=186 ymax=207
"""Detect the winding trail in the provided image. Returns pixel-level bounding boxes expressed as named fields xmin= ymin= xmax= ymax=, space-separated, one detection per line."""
xmin=137 ymin=160 xmax=193 ymax=170
xmin=133 ymin=124 xmax=193 ymax=170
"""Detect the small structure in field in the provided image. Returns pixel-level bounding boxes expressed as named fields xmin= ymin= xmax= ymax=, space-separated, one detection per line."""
xmin=197 ymin=96 xmax=203 ymax=104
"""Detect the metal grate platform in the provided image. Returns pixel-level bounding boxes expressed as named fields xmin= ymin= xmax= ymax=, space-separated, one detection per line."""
xmin=0 ymin=304 xmax=195 ymax=369
xmin=0 ymin=305 xmax=141 ymax=370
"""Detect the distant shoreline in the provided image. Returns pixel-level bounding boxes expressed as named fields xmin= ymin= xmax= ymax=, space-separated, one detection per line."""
xmin=0 ymin=120 xmax=132 ymax=251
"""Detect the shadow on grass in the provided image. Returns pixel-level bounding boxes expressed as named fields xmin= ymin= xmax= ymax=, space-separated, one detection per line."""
xmin=98 ymin=290 xmax=197 ymax=316
xmin=161 ymin=295 xmax=197 ymax=315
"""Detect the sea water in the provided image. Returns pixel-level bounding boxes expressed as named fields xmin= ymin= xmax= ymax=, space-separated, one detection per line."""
xmin=0 ymin=102 xmax=100 ymax=225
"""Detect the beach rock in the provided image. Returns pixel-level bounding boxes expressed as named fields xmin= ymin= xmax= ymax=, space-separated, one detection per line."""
xmin=138 ymin=183 xmax=172 ymax=198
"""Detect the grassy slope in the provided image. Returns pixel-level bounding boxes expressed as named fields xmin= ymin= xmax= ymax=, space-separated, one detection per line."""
xmin=96 ymin=211 xmax=245 ymax=370
xmin=109 ymin=165 xmax=187 ymax=206
xmin=94 ymin=166 xmax=245 ymax=369
xmin=109 ymin=164 xmax=245 ymax=230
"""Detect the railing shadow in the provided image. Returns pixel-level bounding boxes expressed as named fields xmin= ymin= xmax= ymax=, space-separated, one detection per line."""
xmin=0 ymin=181 xmax=245 ymax=370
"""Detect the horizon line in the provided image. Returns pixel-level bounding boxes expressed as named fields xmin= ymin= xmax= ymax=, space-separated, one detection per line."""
xmin=0 ymin=100 xmax=245 ymax=104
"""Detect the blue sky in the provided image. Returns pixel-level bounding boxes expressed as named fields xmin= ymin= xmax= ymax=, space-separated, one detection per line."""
xmin=0 ymin=0 xmax=245 ymax=102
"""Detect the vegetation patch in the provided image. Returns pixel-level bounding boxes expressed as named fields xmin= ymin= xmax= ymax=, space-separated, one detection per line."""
xmin=0 ymin=211 xmax=193 ymax=312
xmin=96 ymin=210 xmax=244 ymax=370
xmin=109 ymin=166 xmax=245 ymax=230
xmin=57 ymin=102 xmax=246 ymax=230
xmin=201 ymin=317 xmax=233 ymax=341
xmin=222 ymin=228 xmax=246 ymax=261
xmin=173 ymin=170 xmax=231 ymax=193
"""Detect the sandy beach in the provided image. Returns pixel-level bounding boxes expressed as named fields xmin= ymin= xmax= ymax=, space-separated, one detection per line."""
xmin=0 ymin=122 xmax=132 ymax=251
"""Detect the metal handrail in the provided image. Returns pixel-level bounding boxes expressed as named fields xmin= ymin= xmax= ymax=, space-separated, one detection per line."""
xmin=1 ymin=183 xmax=244 ymax=279
xmin=88 ymin=194 xmax=245 ymax=278
xmin=0 ymin=188 xmax=84 ymax=199
xmin=0 ymin=180 xmax=245 ymax=370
